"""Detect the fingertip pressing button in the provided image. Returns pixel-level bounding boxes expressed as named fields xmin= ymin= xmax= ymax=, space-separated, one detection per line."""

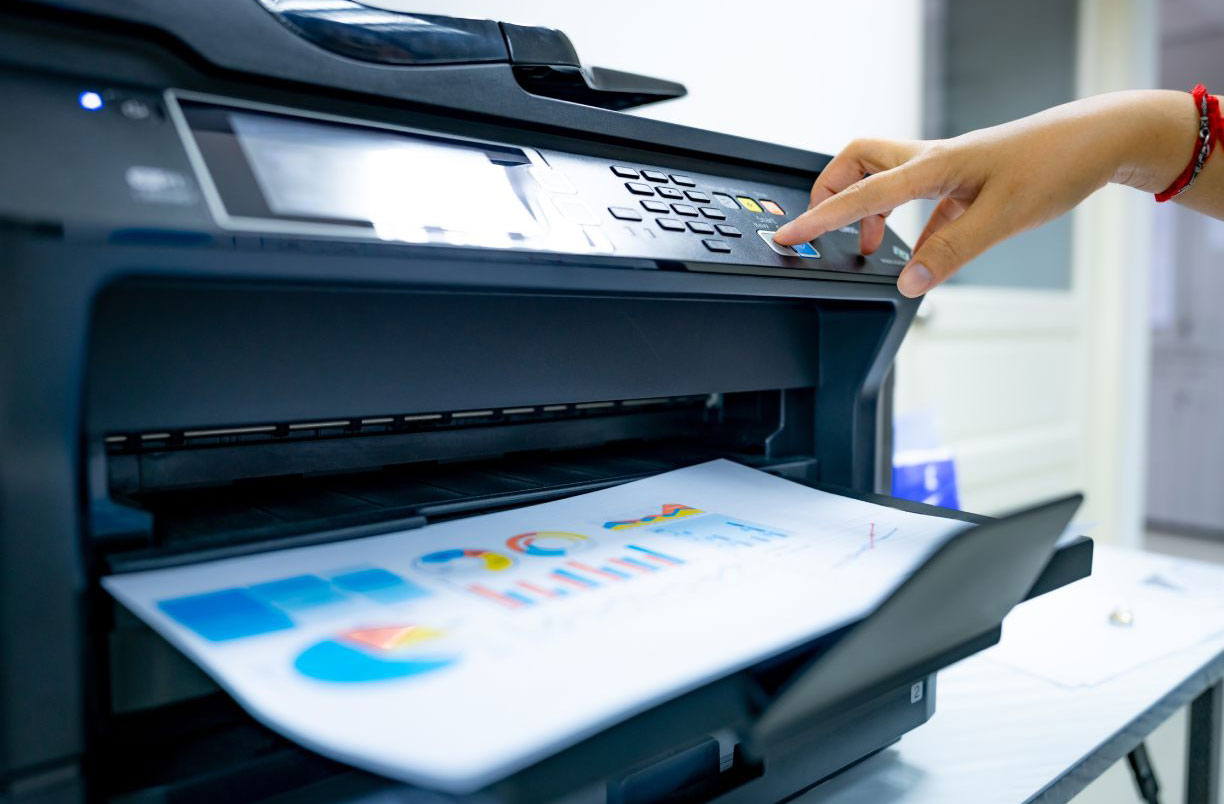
xmin=757 ymin=229 xmax=796 ymax=256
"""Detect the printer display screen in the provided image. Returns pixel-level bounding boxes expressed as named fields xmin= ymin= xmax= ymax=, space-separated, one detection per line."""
xmin=230 ymin=112 xmax=541 ymax=242
xmin=176 ymin=99 xmax=593 ymax=250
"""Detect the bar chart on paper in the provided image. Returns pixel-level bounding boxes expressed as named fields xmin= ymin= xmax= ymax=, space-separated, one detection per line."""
xmin=646 ymin=513 xmax=790 ymax=548
xmin=465 ymin=544 xmax=686 ymax=609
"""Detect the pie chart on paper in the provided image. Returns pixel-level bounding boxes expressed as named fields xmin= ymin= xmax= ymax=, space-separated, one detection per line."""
xmin=294 ymin=625 xmax=458 ymax=683
xmin=412 ymin=548 xmax=515 ymax=575
xmin=505 ymin=531 xmax=594 ymax=557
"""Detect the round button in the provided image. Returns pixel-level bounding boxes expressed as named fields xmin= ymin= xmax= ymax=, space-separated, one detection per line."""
xmin=120 ymin=98 xmax=152 ymax=120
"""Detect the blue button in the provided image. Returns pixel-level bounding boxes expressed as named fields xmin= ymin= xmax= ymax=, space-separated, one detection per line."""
xmin=791 ymin=241 xmax=822 ymax=258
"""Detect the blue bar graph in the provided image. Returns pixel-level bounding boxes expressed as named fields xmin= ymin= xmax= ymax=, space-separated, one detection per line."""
xmin=626 ymin=544 xmax=685 ymax=565
xmin=553 ymin=568 xmax=599 ymax=588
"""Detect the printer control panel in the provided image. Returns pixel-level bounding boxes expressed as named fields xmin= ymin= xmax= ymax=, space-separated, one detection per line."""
xmin=158 ymin=90 xmax=911 ymax=281
xmin=0 ymin=75 xmax=909 ymax=282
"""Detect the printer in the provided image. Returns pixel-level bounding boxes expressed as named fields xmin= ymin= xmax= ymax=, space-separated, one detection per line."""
xmin=0 ymin=2 xmax=1094 ymax=802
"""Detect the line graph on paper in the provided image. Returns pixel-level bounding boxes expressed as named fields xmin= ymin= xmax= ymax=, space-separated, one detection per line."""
xmin=833 ymin=521 xmax=901 ymax=567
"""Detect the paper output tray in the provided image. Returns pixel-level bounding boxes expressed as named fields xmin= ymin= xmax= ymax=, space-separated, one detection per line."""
xmin=250 ymin=490 xmax=1087 ymax=804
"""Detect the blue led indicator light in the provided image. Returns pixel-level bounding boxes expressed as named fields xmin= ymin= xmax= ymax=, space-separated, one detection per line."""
xmin=78 ymin=91 xmax=104 ymax=111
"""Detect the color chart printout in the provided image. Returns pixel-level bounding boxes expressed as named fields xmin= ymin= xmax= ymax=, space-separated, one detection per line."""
xmin=103 ymin=460 xmax=968 ymax=794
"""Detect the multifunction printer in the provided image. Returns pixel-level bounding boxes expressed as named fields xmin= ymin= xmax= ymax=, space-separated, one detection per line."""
xmin=0 ymin=3 xmax=1092 ymax=802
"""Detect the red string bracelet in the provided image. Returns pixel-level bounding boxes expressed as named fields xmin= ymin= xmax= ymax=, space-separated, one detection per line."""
xmin=1156 ymin=84 xmax=1223 ymax=202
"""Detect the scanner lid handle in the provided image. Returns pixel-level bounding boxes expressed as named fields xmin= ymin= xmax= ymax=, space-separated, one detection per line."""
xmin=256 ymin=1 xmax=686 ymax=109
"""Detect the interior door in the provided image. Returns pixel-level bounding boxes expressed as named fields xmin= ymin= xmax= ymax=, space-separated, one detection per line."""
xmin=896 ymin=0 xmax=1156 ymax=553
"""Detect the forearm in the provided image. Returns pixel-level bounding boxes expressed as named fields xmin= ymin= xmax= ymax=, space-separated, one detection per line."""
xmin=1107 ymin=89 xmax=1224 ymax=219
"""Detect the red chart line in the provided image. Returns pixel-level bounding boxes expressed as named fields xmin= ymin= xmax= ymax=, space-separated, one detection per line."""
xmin=517 ymin=581 xmax=560 ymax=598
xmin=468 ymin=584 xmax=523 ymax=609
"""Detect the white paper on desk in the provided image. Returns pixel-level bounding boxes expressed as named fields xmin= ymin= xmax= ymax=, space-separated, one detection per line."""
xmin=103 ymin=460 xmax=968 ymax=793
xmin=984 ymin=552 xmax=1224 ymax=687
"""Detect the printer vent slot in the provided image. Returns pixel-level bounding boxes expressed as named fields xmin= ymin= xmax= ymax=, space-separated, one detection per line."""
xmin=104 ymin=395 xmax=716 ymax=496
xmin=104 ymin=395 xmax=705 ymax=456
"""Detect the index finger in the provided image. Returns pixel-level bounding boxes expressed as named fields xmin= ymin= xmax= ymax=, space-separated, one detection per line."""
xmin=775 ymin=162 xmax=932 ymax=245
xmin=775 ymin=139 xmax=928 ymax=245
xmin=806 ymin=137 xmax=925 ymax=209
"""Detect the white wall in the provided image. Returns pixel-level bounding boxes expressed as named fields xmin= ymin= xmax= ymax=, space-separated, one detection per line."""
xmin=374 ymin=0 xmax=927 ymax=240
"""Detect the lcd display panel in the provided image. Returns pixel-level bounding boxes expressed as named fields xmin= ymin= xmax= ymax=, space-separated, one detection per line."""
xmin=228 ymin=112 xmax=541 ymax=243
xmin=173 ymin=96 xmax=597 ymax=252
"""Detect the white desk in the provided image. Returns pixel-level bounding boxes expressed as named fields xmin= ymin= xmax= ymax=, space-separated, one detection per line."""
xmin=796 ymin=546 xmax=1224 ymax=804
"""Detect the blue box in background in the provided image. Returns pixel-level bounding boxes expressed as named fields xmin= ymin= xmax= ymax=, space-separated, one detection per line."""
xmin=892 ymin=449 xmax=960 ymax=510
xmin=893 ymin=411 xmax=960 ymax=509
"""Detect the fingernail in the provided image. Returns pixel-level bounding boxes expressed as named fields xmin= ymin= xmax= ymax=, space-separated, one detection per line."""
xmin=897 ymin=263 xmax=934 ymax=298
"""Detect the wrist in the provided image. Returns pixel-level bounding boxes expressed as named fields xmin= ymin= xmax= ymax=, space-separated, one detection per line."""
xmin=1108 ymin=89 xmax=1203 ymax=193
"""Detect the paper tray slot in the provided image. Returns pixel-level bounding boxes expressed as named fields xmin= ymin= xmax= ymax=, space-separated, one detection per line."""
xmin=102 ymin=445 xmax=820 ymax=573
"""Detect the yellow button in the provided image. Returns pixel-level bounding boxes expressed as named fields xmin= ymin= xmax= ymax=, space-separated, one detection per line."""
xmin=759 ymin=199 xmax=785 ymax=215
xmin=737 ymin=196 xmax=763 ymax=213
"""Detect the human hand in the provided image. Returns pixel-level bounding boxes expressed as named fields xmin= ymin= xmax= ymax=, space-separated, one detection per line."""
xmin=773 ymin=90 xmax=1201 ymax=297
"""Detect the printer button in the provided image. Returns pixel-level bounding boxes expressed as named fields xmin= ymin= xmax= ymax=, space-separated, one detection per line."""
xmin=608 ymin=206 xmax=644 ymax=221
xmin=671 ymin=204 xmax=698 ymax=217
xmin=702 ymin=239 xmax=732 ymax=253
xmin=656 ymin=187 xmax=684 ymax=200
xmin=715 ymin=224 xmax=742 ymax=237
xmin=530 ymin=166 xmax=577 ymax=194
xmin=641 ymin=169 xmax=669 ymax=182
xmin=611 ymin=165 xmax=640 ymax=179
xmin=626 ymin=182 xmax=654 ymax=196
xmin=699 ymin=206 xmax=727 ymax=220
xmin=757 ymin=229 xmax=796 ymax=255
xmin=687 ymin=221 xmax=716 ymax=234
xmin=685 ymin=190 xmax=711 ymax=203
xmin=759 ymin=198 xmax=786 ymax=215
xmin=553 ymin=198 xmax=598 ymax=223
xmin=656 ymin=218 xmax=686 ymax=232
xmin=641 ymin=200 xmax=669 ymax=213
xmin=670 ymin=174 xmax=697 ymax=187
xmin=791 ymin=241 xmax=822 ymax=258
xmin=583 ymin=226 xmax=616 ymax=253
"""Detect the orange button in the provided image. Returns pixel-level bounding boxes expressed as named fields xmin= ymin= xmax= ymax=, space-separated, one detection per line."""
xmin=759 ymin=199 xmax=785 ymax=216
xmin=737 ymin=196 xmax=763 ymax=213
